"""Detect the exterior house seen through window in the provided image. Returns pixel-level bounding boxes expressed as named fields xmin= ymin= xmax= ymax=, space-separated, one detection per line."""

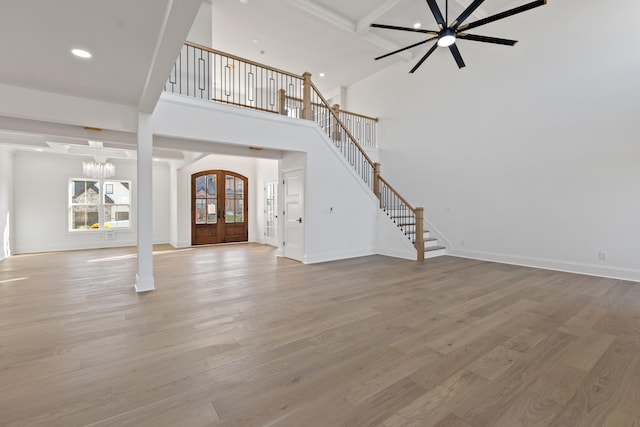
xmin=69 ymin=180 xmax=131 ymax=231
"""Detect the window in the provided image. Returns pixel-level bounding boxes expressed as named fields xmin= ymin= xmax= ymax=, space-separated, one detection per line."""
xmin=69 ymin=179 xmax=130 ymax=231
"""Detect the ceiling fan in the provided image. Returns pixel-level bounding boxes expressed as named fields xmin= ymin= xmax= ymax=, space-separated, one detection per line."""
xmin=371 ymin=0 xmax=547 ymax=73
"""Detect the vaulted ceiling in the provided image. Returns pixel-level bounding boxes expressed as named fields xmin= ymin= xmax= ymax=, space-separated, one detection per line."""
xmin=210 ymin=0 xmax=545 ymax=94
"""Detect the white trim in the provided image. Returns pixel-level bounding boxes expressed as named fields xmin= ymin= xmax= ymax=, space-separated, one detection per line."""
xmin=303 ymin=248 xmax=375 ymax=264
xmin=448 ymin=249 xmax=640 ymax=282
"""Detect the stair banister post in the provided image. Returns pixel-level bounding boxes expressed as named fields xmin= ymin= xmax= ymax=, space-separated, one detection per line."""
xmin=302 ymin=72 xmax=312 ymax=120
xmin=415 ymin=207 xmax=425 ymax=261
xmin=278 ymin=89 xmax=286 ymax=115
xmin=373 ymin=162 xmax=381 ymax=202
xmin=331 ymin=104 xmax=340 ymax=141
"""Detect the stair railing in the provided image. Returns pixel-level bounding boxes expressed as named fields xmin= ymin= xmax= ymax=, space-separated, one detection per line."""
xmin=377 ymin=176 xmax=425 ymax=261
xmin=164 ymin=42 xmax=426 ymax=260
xmin=332 ymin=105 xmax=378 ymax=149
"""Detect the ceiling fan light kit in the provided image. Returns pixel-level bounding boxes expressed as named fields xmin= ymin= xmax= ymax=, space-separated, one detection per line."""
xmin=371 ymin=0 xmax=547 ymax=73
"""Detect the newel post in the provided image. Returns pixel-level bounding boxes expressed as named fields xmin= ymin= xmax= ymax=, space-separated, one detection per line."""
xmin=415 ymin=207 xmax=425 ymax=261
xmin=331 ymin=104 xmax=341 ymax=141
xmin=373 ymin=162 xmax=381 ymax=203
xmin=278 ymin=89 xmax=286 ymax=115
xmin=302 ymin=72 xmax=312 ymax=120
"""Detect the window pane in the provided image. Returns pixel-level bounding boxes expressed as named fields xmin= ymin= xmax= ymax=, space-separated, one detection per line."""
xmin=235 ymin=199 xmax=244 ymax=222
xmin=225 ymin=199 xmax=235 ymax=223
xmin=72 ymin=206 xmax=99 ymax=230
xmin=104 ymin=181 xmax=130 ymax=205
xmin=207 ymin=174 xmax=217 ymax=197
xmin=225 ymin=175 xmax=235 ymax=197
xmin=72 ymin=180 xmax=98 ymax=204
xmin=104 ymin=205 xmax=130 ymax=228
xmin=195 ymin=176 xmax=206 ymax=198
xmin=195 ymin=199 xmax=206 ymax=224
xmin=235 ymin=178 xmax=244 ymax=197
xmin=207 ymin=199 xmax=217 ymax=224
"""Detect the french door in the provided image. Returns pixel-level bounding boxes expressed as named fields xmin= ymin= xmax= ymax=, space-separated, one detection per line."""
xmin=192 ymin=170 xmax=248 ymax=245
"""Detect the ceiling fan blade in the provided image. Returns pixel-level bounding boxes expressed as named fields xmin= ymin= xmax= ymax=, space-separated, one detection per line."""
xmin=458 ymin=33 xmax=518 ymax=46
xmin=458 ymin=0 xmax=546 ymax=31
xmin=410 ymin=43 xmax=439 ymax=73
xmin=449 ymin=44 xmax=466 ymax=68
xmin=451 ymin=0 xmax=486 ymax=29
xmin=370 ymin=23 xmax=439 ymax=35
xmin=425 ymin=0 xmax=446 ymax=28
xmin=375 ymin=37 xmax=437 ymax=61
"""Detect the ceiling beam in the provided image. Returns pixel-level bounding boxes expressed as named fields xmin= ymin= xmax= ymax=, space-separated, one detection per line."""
xmin=453 ymin=0 xmax=488 ymax=19
xmin=356 ymin=0 xmax=408 ymax=33
xmin=287 ymin=0 xmax=356 ymax=33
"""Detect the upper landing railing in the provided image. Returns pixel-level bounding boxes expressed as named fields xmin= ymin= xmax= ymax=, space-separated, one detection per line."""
xmin=165 ymin=41 xmax=378 ymax=149
xmin=164 ymin=41 xmax=424 ymax=259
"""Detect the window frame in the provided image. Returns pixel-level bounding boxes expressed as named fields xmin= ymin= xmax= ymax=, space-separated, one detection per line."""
xmin=68 ymin=178 xmax=132 ymax=232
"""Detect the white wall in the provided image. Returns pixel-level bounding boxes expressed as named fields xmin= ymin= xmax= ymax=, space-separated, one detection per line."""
xmin=187 ymin=1 xmax=213 ymax=46
xmin=347 ymin=0 xmax=640 ymax=280
xmin=0 ymin=147 xmax=13 ymax=260
xmin=12 ymin=151 xmax=171 ymax=253
xmin=153 ymin=94 xmax=378 ymax=263
xmin=174 ymin=153 xmax=278 ymax=247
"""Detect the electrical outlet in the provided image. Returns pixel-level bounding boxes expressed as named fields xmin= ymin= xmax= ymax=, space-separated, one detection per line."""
xmin=598 ymin=251 xmax=607 ymax=261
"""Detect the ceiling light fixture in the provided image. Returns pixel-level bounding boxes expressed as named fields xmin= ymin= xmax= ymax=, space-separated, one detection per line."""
xmin=437 ymin=28 xmax=456 ymax=47
xmin=83 ymin=160 xmax=115 ymax=179
xmin=319 ymin=73 xmax=326 ymax=77
xmin=413 ymin=22 xmax=422 ymax=29
xmin=71 ymin=48 xmax=92 ymax=58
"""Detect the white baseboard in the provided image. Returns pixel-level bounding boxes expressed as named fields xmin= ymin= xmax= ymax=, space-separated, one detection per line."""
xmin=376 ymin=246 xmax=416 ymax=261
xmin=448 ymin=249 xmax=640 ymax=282
xmin=303 ymin=248 xmax=375 ymax=264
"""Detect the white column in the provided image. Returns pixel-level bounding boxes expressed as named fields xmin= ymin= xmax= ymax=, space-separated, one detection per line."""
xmin=135 ymin=112 xmax=155 ymax=292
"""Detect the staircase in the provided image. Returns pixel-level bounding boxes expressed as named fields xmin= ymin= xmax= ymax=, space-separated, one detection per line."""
xmin=166 ymin=41 xmax=446 ymax=261
xmin=384 ymin=209 xmax=446 ymax=260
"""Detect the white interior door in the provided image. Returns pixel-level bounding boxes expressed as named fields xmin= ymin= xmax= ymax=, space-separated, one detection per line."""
xmin=283 ymin=169 xmax=304 ymax=261
xmin=264 ymin=180 xmax=278 ymax=247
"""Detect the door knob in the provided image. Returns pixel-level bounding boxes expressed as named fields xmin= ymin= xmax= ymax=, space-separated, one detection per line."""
xmin=297 ymin=218 xmax=302 ymax=223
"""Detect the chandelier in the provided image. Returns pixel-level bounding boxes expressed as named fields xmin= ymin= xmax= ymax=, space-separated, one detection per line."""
xmin=83 ymin=160 xmax=115 ymax=179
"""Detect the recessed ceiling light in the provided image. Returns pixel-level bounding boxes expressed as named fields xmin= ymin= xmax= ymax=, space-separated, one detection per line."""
xmin=413 ymin=22 xmax=422 ymax=29
xmin=319 ymin=73 xmax=326 ymax=77
xmin=71 ymin=48 xmax=92 ymax=58
xmin=35 ymin=148 xmax=43 ymax=152
xmin=252 ymin=39 xmax=259 ymax=43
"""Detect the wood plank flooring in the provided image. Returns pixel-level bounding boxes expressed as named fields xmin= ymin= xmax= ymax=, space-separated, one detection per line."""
xmin=0 ymin=244 xmax=639 ymax=426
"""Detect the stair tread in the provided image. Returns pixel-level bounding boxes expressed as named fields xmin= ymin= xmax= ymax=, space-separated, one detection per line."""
xmin=425 ymin=237 xmax=438 ymax=242
xmin=425 ymin=245 xmax=446 ymax=252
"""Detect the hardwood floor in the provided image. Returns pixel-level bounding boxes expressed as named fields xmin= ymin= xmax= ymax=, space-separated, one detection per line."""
xmin=0 ymin=244 xmax=639 ymax=426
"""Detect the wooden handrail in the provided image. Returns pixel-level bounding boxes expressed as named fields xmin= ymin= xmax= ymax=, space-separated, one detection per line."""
xmin=308 ymin=81 xmax=376 ymax=167
xmin=285 ymin=95 xmax=378 ymax=122
xmin=337 ymin=108 xmax=379 ymax=123
xmin=378 ymin=175 xmax=416 ymax=212
xmin=185 ymin=41 xmax=303 ymax=80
